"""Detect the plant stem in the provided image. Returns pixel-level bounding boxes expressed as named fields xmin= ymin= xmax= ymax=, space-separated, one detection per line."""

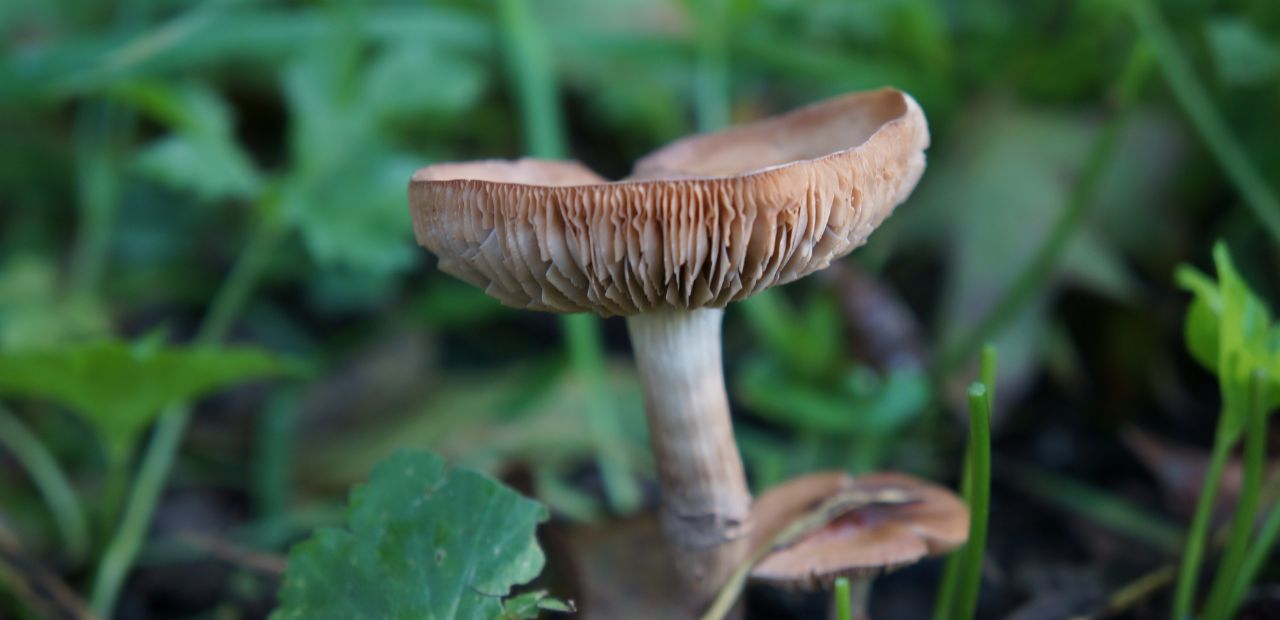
xmin=1233 ymin=491 xmax=1280 ymax=605
xmin=68 ymin=102 xmax=127 ymax=298
xmin=66 ymin=0 xmax=154 ymax=297
xmin=979 ymin=345 xmax=997 ymax=405
xmin=1207 ymin=373 xmax=1268 ymax=618
xmin=497 ymin=0 xmax=566 ymax=159
xmin=0 ymin=405 xmax=89 ymax=561
xmin=1129 ymin=0 xmax=1280 ymax=248
xmin=955 ymin=382 xmax=992 ymax=620
xmin=90 ymin=216 xmax=280 ymax=617
xmin=937 ymin=45 xmax=1151 ymax=375
xmin=197 ymin=211 xmax=280 ymax=346
xmin=834 ymin=576 xmax=853 ymax=620
xmin=98 ymin=450 xmax=129 ymax=542
xmin=496 ymin=0 xmax=639 ymax=514
xmin=1171 ymin=414 xmax=1236 ymax=620
xmin=933 ymin=350 xmax=996 ymax=620
xmin=849 ymin=578 xmax=871 ymax=620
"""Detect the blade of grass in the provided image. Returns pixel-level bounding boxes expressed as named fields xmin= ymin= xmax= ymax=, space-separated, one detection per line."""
xmin=66 ymin=0 xmax=154 ymax=297
xmin=937 ymin=45 xmax=1151 ymax=375
xmin=1233 ymin=489 xmax=1280 ymax=605
xmin=934 ymin=346 xmax=997 ymax=620
xmin=1129 ymin=0 xmax=1280 ymax=247
xmin=496 ymin=0 xmax=640 ymax=514
xmin=954 ymin=382 xmax=992 ymax=620
xmin=68 ymin=103 xmax=130 ymax=298
xmin=1171 ymin=414 xmax=1236 ymax=620
xmin=0 ymin=405 xmax=90 ymax=562
xmin=834 ymin=576 xmax=853 ymax=620
xmin=691 ymin=0 xmax=730 ymax=132
xmin=1005 ymin=463 xmax=1184 ymax=555
xmin=933 ymin=520 xmax=963 ymax=619
xmin=979 ymin=345 xmax=998 ymax=405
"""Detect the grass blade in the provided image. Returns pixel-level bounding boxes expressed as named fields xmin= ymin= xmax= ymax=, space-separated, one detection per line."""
xmin=834 ymin=576 xmax=853 ymax=620
xmin=1171 ymin=415 xmax=1235 ymax=620
xmin=1129 ymin=0 xmax=1280 ymax=247
xmin=1205 ymin=372 xmax=1268 ymax=619
xmin=0 ymin=405 xmax=89 ymax=562
xmin=1005 ymin=464 xmax=1184 ymax=554
xmin=937 ymin=45 xmax=1151 ymax=375
xmin=934 ymin=348 xmax=997 ymax=620
xmin=954 ymin=382 xmax=992 ymax=620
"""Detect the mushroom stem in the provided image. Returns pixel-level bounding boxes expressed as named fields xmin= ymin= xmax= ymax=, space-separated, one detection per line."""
xmin=626 ymin=307 xmax=752 ymax=605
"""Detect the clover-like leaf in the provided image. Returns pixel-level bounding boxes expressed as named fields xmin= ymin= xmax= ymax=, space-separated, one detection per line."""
xmin=272 ymin=450 xmax=552 ymax=620
xmin=0 ymin=340 xmax=294 ymax=460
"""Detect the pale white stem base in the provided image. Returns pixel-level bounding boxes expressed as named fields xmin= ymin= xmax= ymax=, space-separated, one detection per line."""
xmin=626 ymin=307 xmax=753 ymax=609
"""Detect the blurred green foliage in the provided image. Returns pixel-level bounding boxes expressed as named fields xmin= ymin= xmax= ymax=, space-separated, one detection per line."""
xmin=0 ymin=338 xmax=295 ymax=460
xmin=1 ymin=0 xmax=1280 ymax=617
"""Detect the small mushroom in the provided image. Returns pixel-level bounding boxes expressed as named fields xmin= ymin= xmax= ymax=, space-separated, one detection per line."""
xmin=408 ymin=88 xmax=929 ymax=608
xmin=750 ymin=471 xmax=969 ymax=618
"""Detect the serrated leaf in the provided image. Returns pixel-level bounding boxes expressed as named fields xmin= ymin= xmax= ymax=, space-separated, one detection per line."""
xmin=279 ymin=40 xmax=419 ymax=276
xmin=272 ymin=450 xmax=551 ymax=620
xmin=114 ymin=81 xmax=262 ymax=201
xmin=280 ymin=153 xmax=419 ymax=275
xmin=363 ymin=41 xmax=487 ymax=122
xmin=0 ymin=340 xmax=294 ymax=458
xmin=136 ymin=133 xmax=261 ymax=201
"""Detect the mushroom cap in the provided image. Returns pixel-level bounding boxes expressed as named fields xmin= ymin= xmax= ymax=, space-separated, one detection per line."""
xmin=750 ymin=471 xmax=968 ymax=590
xmin=408 ymin=88 xmax=929 ymax=317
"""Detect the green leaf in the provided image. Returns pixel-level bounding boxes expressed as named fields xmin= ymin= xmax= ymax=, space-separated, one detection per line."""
xmin=113 ymin=81 xmax=263 ymax=201
xmin=1177 ymin=243 xmax=1280 ymax=435
xmin=736 ymin=359 xmax=927 ymax=435
xmin=1176 ymin=265 xmax=1222 ymax=372
xmin=363 ymin=41 xmax=487 ymax=122
xmin=1205 ymin=18 xmax=1280 ymax=87
xmin=0 ymin=340 xmax=293 ymax=459
xmin=279 ymin=40 xmax=419 ymax=276
xmin=272 ymin=450 xmax=552 ymax=620
xmin=739 ymin=292 xmax=842 ymax=377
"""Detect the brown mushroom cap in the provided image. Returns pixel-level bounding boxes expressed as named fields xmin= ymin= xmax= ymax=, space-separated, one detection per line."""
xmin=750 ymin=471 xmax=968 ymax=590
xmin=408 ymin=88 xmax=928 ymax=317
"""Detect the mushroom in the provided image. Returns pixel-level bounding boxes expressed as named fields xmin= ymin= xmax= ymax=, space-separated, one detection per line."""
xmin=749 ymin=471 xmax=969 ymax=619
xmin=407 ymin=88 xmax=929 ymax=609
